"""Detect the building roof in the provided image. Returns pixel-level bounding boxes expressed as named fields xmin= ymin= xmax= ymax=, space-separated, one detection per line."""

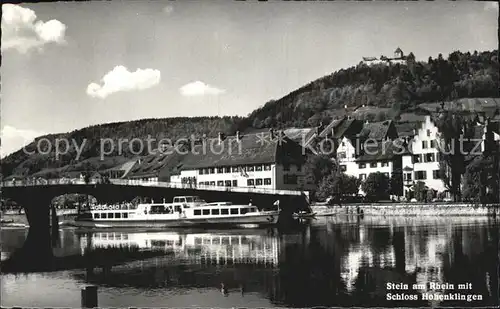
xmin=396 ymin=122 xmax=421 ymax=138
xmin=105 ymin=160 xmax=137 ymax=173
xmin=59 ymin=171 xmax=84 ymax=178
xmin=178 ymin=131 xmax=304 ymax=170
xmin=319 ymin=117 xmax=363 ymax=139
xmin=418 ymin=98 xmax=500 ymax=116
xmin=356 ymin=140 xmax=409 ymax=162
xmin=319 ymin=118 xmax=343 ymax=138
xmin=283 ymin=127 xmax=316 ymax=146
xmin=357 ymin=120 xmax=395 ymax=140
xmin=126 ymin=145 xmax=187 ymax=179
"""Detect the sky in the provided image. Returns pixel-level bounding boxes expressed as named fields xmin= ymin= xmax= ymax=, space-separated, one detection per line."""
xmin=1 ymin=0 xmax=498 ymax=156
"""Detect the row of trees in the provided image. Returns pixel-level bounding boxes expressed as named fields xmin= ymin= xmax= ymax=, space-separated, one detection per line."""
xmin=304 ymin=155 xmax=404 ymax=202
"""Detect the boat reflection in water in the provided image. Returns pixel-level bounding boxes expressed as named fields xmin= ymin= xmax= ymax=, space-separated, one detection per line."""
xmin=78 ymin=229 xmax=279 ymax=267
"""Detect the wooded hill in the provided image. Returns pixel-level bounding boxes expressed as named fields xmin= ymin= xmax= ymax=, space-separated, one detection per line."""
xmin=1 ymin=49 xmax=498 ymax=178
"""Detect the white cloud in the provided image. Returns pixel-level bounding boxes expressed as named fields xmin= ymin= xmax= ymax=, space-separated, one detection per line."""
xmin=1 ymin=4 xmax=66 ymax=54
xmin=179 ymin=81 xmax=226 ymax=97
xmin=86 ymin=65 xmax=161 ymax=99
xmin=1 ymin=125 xmax=45 ymax=157
xmin=484 ymin=2 xmax=499 ymax=12
xmin=163 ymin=5 xmax=174 ymax=15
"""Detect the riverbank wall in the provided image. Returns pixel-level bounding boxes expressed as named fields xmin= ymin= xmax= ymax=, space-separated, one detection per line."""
xmin=311 ymin=203 xmax=500 ymax=217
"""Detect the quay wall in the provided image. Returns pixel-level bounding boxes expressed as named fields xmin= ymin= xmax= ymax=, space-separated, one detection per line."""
xmin=311 ymin=203 xmax=500 ymax=217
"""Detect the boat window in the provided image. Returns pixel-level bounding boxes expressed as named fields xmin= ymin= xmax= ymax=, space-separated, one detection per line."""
xmin=123 ymin=213 xmax=128 ymax=219
xmin=173 ymin=197 xmax=179 ymax=203
xmin=152 ymin=240 xmax=166 ymax=247
xmin=108 ymin=213 xmax=114 ymax=219
xmin=101 ymin=213 xmax=107 ymax=219
xmin=115 ymin=234 xmax=122 ymax=240
xmin=202 ymin=209 xmax=210 ymax=215
xmin=211 ymin=209 xmax=220 ymax=215
xmin=115 ymin=213 xmax=121 ymax=219
xmin=213 ymin=238 xmax=221 ymax=245
xmin=249 ymin=208 xmax=257 ymax=213
xmin=151 ymin=205 xmax=166 ymax=214
xmin=221 ymin=209 xmax=229 ymax=215
xmin=221 ymin=237 xmax=230 ymax=245
xmin=186 ymin=197 xmax=194 ymax=202
xmin=240 ymin=208 xmax=248 ymax=215
xmin=195 ymin=237 xmax=202 ymax=245
xmin=203 ymin=238 xmax=210 ymax=244
xmin=194 ymin=209 xmax=201 ymax=215
xmin=94 ymin=213 xmax=100 ymax=219
xmin=230 ymin=208 xmax=239 ymax=215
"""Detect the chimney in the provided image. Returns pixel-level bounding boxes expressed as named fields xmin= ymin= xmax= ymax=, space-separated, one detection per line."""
xmin=218 ymin=132 xmax=225 ymax=144
xmin=269 ymin=128 xmax=275 ymax=139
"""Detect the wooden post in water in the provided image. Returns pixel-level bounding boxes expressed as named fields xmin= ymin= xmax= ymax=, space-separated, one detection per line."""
xmin=81 ymin=285 xmax=98 ymax=308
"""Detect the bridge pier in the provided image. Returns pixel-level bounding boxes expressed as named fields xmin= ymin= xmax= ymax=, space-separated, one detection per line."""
xmin=2 ymin=201 xmax=54 ymax=272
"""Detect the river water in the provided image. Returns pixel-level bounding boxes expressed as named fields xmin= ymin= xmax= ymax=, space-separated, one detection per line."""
xmin=1 ymin=216 xmax=498 ymax=308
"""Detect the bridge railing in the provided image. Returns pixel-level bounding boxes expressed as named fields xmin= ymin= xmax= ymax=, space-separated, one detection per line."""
xmin=1 ymin=178 xmax=306 ymax=196
xmin=110 ymin=179 xmax=304 ymax=196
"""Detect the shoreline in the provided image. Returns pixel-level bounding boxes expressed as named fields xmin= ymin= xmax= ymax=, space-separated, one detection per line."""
xmin=311 ymin=203 xmax=500 ymax=217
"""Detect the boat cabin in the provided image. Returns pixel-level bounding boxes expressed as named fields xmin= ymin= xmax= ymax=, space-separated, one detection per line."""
xmin=173 ymin=196 xmax=206 ymax=206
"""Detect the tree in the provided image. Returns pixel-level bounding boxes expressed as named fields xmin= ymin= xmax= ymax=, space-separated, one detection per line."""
xmin=316 ymin=172 xmax=361 ymax=201
xmin=389 ymin=169 xmax=403 ymax=197
xmin=435 ymin=109 xmax=477 ymax=201
xmin=361 ymin=172 xmax=390 ymax=201
xmin=462 ymin=155 xmax=495 ymax=203
xmin=304 ymin=154 xmax=337 ymax=187
xmin=413 ymin=181 xmax=428 ymax=202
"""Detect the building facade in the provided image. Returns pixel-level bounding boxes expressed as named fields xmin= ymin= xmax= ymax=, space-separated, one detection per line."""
xmin=169 ymin=131 xmax=313 ymax=191
xmin=401 ymin=115 xmax=446 ymax=198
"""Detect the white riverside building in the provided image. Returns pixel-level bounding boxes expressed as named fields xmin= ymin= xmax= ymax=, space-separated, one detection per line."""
xmin=317 ymin=114 xmax=497 ymax=199
xmin=169 ymin=130 xmax=314 ymax=192
xmin=319 ymin=118 xmax=404 ymax=196
xmin=401 ymin=115 xmax=447 ymax=199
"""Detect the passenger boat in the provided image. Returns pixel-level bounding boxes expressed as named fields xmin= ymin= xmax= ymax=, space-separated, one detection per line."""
xmin=72 ymin=196 xmax=280 ymax=228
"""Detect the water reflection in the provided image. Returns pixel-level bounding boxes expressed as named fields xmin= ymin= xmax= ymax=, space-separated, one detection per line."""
xmin=78 ymin=230 xmax=280 ymax=267
xmin=1 ymin=216 xmax=498 ymax=308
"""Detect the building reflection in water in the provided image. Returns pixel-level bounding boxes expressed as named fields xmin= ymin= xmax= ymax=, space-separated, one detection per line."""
xmin=67 ymin=216 xmax=498 ymax=307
